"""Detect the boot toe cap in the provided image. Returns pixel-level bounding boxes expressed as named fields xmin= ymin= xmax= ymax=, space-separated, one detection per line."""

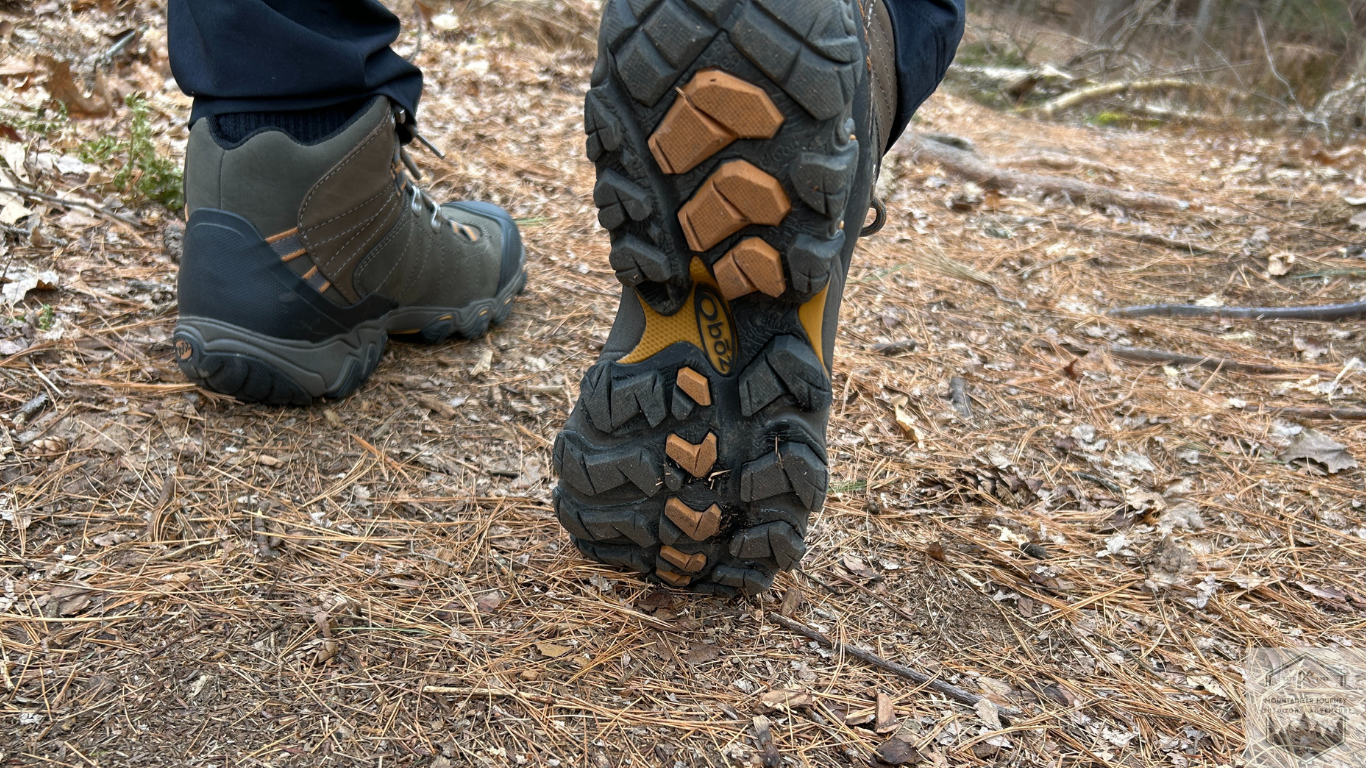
xmin=443 ymin=201 xmax=524 ymax=292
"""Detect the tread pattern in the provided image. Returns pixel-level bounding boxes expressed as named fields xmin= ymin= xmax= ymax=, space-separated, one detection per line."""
xmin=665 ymin=432 xmax=718 ymax=477
xmin=737 ymin=335 xmax=830 ymax=416
xmin=713 ymin=237 xmax=785 ymax=299
xmin=174 ymin=331 xmax=385 ymax=406
xmin=678 ymin=160 xmax=790 ymax=252
xmin=557 ymin=0 xmax=870 ymax=594
xmin=649 ymin=70 xmax=784 ymax=174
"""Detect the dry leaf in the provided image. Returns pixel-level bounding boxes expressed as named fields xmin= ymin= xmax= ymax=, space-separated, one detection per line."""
xmin=0 ymin=140 xmax=29 ymax=184
xmin=0 ymin=169 xmax=30 ymax=225
xmin=255 ymin=454 xmax=283 ymax=467
xmin=1 ymin=268 xmax=58 ymax=304
xmin=840 ymin=555 xmax=879 ymax=581
xmin=475 ymin=590 xmax=504 ymax=613
xmin=889 ymin=394 xmax=923 ymax=448
xmin=874 ymin=737 xmax=922 ymax=766
xmin=471 ymin=347 xmax=494 ymax=376
xmin=39 ymin=55 xmax=110 ymax=116
xmin=759 ymin=688 xmax=812 ymax=711
xmin=779 ymin=586 xmax=802 ymax=617
xmin=974 ymin=698 xmax=1002 ymax=729
xmin=684 ymin=644 xmax=720 ymax=665
xmin=1280 ymin=429 xmax=1358 ymax=474
xmin=1266 ymin=251 xmax=1295 ymax=276
xmin=535 ymin=641 xmax=571 ymax=658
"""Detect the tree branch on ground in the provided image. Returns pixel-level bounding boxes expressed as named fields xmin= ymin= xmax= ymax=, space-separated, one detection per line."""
xmin=906 ymin=135 xmax=1196 ymax=213
xmin=1109 ymin=301 xmax=1366 ymax=321
xmin=1031 ymin=78 xmax=1230 ymax=117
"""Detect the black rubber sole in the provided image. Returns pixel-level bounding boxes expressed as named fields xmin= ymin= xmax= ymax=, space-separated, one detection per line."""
xmin=175 ymin=268 xmax=526 ymax=406
xmin=554 ymin=0 xmax=872 ymax=594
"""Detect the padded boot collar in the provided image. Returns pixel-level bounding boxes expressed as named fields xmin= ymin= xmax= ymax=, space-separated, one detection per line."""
xmin=866 ymin=0 xmax=897 ymax=155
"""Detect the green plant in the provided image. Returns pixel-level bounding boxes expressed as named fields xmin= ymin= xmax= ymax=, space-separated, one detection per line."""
xmin=8 ymin=104 xmax=68 ymax=137
xmin=35 ymin=304 xmax=54 ymax=331
xmin=954 ymin=39 xmax=1030 ymax=69
xmin=1088 ymin=111 xmax=1126 ymax=127
xmin=79 ymin=94 xmax=183 ymax=211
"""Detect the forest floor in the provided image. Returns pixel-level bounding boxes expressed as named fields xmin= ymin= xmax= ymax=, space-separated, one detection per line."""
xmin=2 ymin=2 xmax=1364 ymax=767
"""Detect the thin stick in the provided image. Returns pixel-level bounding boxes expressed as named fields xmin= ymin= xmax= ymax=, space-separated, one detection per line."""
xmin=0 ymin=185 xmax=145 ymax=230
xmin=1110 ymin=300 xmax=1366 ymax=321
xmin=1263 ymin=406 xmax=1366 ymax=421
xmin=766 ymin=612 xmax=1023 ymax=719
xmin=1031 ymin=78 xmax=1228 ymax=118
xmin=1010 ymin=215 xmax=1219 ymax=256
xmin=908 ymin=135 xmax=1193 ymax=213
xmin=422 ymin=685 xmax=554 ymax=704
xmin=1103 ymin=345 xmax=1287 ymax=375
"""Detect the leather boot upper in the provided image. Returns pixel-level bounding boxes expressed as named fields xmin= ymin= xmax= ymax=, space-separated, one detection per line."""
xmin=185 ymin=97 xmax=522 ymax=311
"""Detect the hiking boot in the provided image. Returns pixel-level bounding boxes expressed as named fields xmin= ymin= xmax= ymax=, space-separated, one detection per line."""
xmin=173 ymin=97 xmax=527 ymax=405
xmin=553 ymin=0 xmax=895 ymax=594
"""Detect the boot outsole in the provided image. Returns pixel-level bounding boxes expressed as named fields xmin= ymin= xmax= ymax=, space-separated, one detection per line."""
xmin=175 ymin=266 xmax=526 ymax=405
xmin=555 ymin=0 xmax=869 ymax=595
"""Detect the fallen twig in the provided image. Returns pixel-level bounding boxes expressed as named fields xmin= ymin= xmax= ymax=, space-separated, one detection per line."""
xmin=1010 ymin=215 xmax=1219 ymax=256
xmin=1263 ymin=406 xmax=1366 ymax=421
xmin=1031 ymin=78 xmax=1228 ymax=117
xmin=1109 ymin=301 xmax=1366 ymax=321
xmin=422 ymin=685 xmax=555 ymax=704
xmin=908 ymin=136 xmax=1193 ymax=212
xmin=1098 ymin=345 xmax=1287 ymax=375
xmin=766 ymin=612 xmax=1023 ymax=719
xmin=0 ymin=185 xmax=145 ymax=230
xmin=998 ymin=153 xmax=1119 ymax=177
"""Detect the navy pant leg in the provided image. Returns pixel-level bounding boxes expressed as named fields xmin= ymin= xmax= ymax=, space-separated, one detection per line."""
xmin=882 ymin=0 xmax=965 ymax=147
xmin=168 ymin=0 xmax=423 ymax=125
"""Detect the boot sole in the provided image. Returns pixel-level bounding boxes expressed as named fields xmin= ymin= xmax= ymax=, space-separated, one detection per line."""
xmin=554 ymin=0 xmax=869 ymax=594
xmin=174 ymin=263 xmax=526 ymax=406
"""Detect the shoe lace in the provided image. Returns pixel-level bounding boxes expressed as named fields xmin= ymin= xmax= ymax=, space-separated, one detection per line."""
xmin=392 ymin=108 xmax=480 ymax=242
xmin=860 ymin=195 xmax=886 ymax=237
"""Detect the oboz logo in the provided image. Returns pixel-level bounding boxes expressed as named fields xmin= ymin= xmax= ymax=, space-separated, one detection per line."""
xmin=693 ymin=286 xmax=735 ymax=375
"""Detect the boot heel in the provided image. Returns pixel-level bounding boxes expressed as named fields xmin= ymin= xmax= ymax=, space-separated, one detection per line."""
xmin=174 ymin=208 xmax=393 ymax=404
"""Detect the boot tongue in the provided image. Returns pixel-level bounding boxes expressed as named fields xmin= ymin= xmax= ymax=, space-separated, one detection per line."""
xmin=866 ymin=0 xmax=898 ymax=155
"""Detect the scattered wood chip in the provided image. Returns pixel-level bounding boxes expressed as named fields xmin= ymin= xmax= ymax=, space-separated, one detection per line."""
xmin=751 ymin=716 xmax=781 ymax=768
xmin=875 ymin=691 xmax=898 ymax=734
xmin=759 ymin=689 xmax=812 ymax=711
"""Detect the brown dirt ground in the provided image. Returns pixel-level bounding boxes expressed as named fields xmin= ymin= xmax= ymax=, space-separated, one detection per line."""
xmin=2 ymin=2 xmax=1364 ymax=767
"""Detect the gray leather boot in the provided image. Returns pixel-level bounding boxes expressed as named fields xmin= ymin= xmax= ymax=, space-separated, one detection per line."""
xmin=552 ymin=0 xmax=896 ymax=594
xmin=174 ymin=97 xmax=527 ymax=405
